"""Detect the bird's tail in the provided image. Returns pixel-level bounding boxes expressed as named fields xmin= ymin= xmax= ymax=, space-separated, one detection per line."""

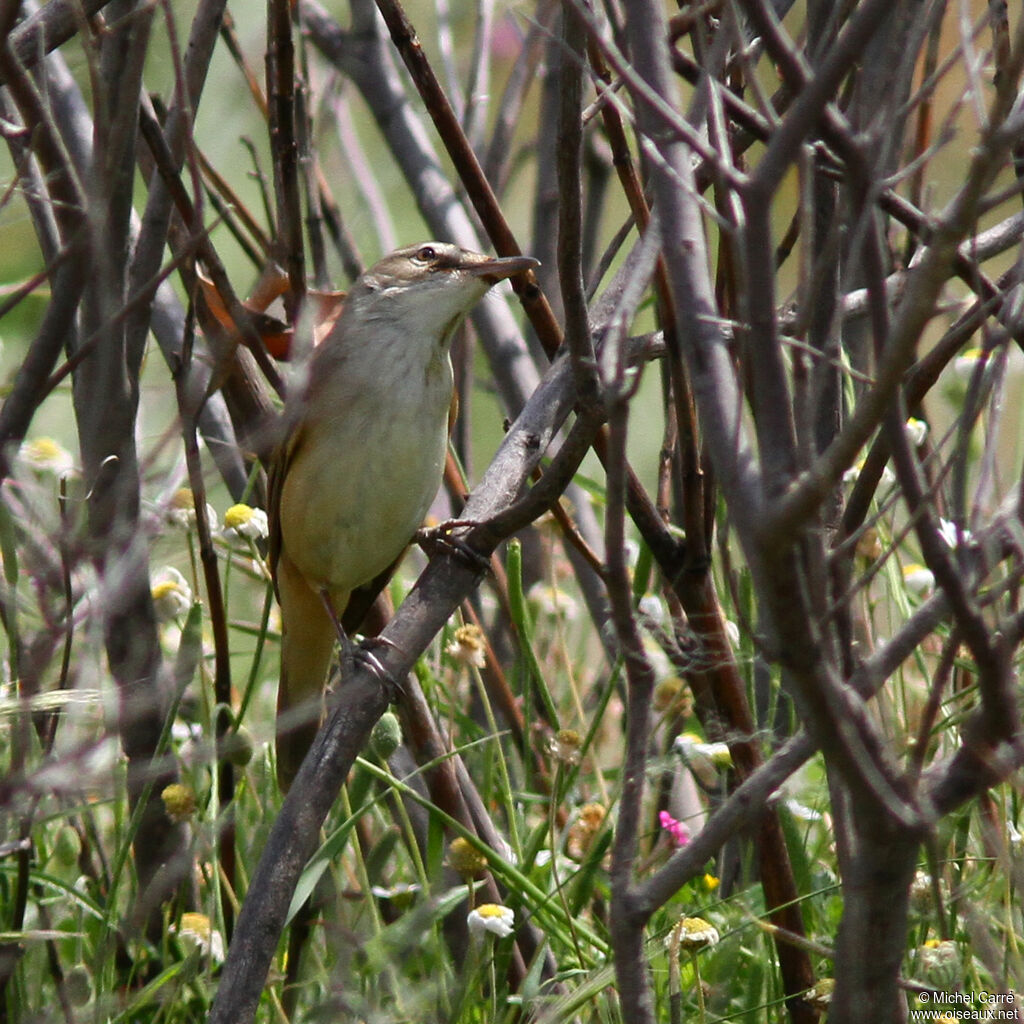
xmin=275 ymin=553 xmax=339 ymax=790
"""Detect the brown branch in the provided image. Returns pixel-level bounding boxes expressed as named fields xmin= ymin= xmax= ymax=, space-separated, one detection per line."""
xmin=137 ymin=95 xmax=285 ymax=398
xmin=175 ymin=306 xmax=236 ymax=937
xmin=556 ymin=4 xmax=598 ymax=401
xmin=0 ymin=0 xmax=113 ymax=82
xmin=371 ymin=0 xmax=560 ymax=357
xmin=267 ymin=0 xmax=305 ymax=313
xmin=605 ymin=389 xmax=658 ymax=1024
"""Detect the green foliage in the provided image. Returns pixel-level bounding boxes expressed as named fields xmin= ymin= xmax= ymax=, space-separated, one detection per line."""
xmin=4 ymin=2 xmax=1024 ymax=1022
xmin=4 ymin=461 xmax=1023 ymax=1021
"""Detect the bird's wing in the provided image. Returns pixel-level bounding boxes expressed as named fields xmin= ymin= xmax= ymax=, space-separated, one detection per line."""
xmin=447 ymin=387 xmax=459 ymax=436
xmin=266 ymin=424 xmax=304 ymax=598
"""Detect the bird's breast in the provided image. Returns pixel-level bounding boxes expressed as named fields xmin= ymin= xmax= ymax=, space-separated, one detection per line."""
xmin=278 ymin=349 xmax=453 ymax=592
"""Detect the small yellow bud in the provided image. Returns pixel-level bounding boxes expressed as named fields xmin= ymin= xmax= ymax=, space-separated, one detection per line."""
xmin=566 ymin=803 xmax=606 ymax=860
xmin=856 ymin=526 xmax=883 ymax=562
xmin=653 ymin=677 xmax=694 ymax=715
xmin=448 ymin=836 xmax=487 ymax=878
xmin=161 ymin=783 xmax=196 ymax=823
xmin=171 ymin=488 xmax=195 ymax=510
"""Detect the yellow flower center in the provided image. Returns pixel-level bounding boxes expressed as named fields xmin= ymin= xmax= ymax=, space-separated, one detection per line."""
xmin=26 ymin=438 xmax=61 ymax=460
xmin=223 ymin=503 xmax=255 ymax=529
xmin=179 ymin=912 xmax=211 ymax=939
xmin=476 ymin=903 xmax=506 ymax=919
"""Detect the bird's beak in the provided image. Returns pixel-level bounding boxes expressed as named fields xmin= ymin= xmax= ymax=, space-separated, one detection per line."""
xmin=462 ymin=253 xmax=540 ymax=285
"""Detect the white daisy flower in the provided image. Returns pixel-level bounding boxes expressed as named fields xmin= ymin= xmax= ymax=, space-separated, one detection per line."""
xmin=937 ymin=518 xmax=971 ymax=549
xmin=785 ymin=799 xmax=823 ymax=822
xmin=467 ymin=903 xmax=515 ymax=939
xmin=667 ymin=916 xmax=719 ymax=952
xmin=843 ymin=458 xmax=895 ymax=488
xmin=222 ymin=503 xmax=269 ymax=541
xmin=675 ymin=732 xmax=733 ymax=788
xmin=165 ymin=489 xmax=217 ymax=532
xmin=901 ymin=563 xmax=935 ymax=597
xmin=151 ymin=567 xmax=192 ymax=622
xmin=172 ymin=912 xmax=224 ymax=962
xmin=905 ymin=418 xmax=928 ymax=447
xmin=20 ymin=437 xmax=75 ymax=476
xmin=952 ymin=347 xmax=985 ymax=381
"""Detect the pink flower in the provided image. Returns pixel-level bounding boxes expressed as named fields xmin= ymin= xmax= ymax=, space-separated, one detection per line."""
xmin=659 ymin=810 xmax=691 ymax=848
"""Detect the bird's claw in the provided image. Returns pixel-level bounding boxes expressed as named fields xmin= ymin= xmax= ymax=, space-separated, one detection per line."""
xmin=416 ymin=518 xmax=490 ymax=573
xmin=353 ymin=636 xmax=405 ymax=702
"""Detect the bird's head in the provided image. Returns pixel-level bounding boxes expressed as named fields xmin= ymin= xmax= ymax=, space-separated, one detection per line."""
xmin=348 ymin=242 xmax=539 ymax=339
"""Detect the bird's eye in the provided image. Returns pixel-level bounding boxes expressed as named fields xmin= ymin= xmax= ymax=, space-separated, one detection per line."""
xmin=414 ymin=246 xmax=437 ymax=264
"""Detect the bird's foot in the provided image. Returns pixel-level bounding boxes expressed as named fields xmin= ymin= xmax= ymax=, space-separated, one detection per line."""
xmin=353 ymin=635 xmax=405 ymax=702
xmin=415 ymin=518 xmax=489 ymax=573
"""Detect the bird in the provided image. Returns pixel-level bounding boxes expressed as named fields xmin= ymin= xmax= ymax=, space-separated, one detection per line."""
xmin=268 ymin=241 xmax=539 ymax=788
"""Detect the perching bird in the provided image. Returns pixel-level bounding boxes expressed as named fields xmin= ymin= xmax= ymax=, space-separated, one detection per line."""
xmin=268 ymin=242 xmax=538 ymax=788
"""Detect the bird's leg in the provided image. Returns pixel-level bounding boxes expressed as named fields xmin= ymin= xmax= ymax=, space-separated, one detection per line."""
xmin=318 ymin=588 xmax=354 ymax=678
xmin=415 ymin=518 xmax=490 ymax=573
xmin=318 ymin=589 xmax=404 ymax=701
